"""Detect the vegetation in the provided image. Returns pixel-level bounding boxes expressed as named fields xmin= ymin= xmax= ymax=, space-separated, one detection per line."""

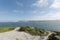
xmin=0 ymin=26 xmax=49 ymax=36
xmin=18 ymin=26 xmax=49 ymax=36
xmin=0 ymin=26 xmax=60 ymax=40
xmin=55 ymin=32 xmax=60 ymax=36
xmin=47 ymin=33 xmax=59 ymax=40
xmin=0 ymin=27 xmax=16 ymax=32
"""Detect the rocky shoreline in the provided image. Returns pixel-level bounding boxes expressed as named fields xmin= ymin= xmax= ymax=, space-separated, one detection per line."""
xmin=0 ymin=27 xmax=60 ymax=40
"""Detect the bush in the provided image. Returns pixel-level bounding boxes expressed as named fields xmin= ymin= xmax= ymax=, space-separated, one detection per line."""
xmin=47 ymin=33 xmax=59 ymax=40
xmin=18 ymin=26 xmax=49 ymax=36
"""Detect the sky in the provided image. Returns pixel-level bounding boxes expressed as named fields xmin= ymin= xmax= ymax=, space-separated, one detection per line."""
xmin=0 ymin=0 xmax=60 ymax=22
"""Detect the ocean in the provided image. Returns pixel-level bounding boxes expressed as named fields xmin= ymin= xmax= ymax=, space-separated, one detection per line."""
xmin=0 ymin=20 xmax=60 ymax=32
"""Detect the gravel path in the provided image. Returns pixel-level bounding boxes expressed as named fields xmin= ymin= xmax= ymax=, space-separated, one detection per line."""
xmin=0 ymin=27 xmax=51 ymax=40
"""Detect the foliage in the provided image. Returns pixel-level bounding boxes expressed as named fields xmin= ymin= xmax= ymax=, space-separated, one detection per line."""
xmin=18 ymin=26 xmax=49 ymax=36
xmin=47 ymin=33 xmax=59 ymax=40
xmin=55 ymin=32 xmax=60 ymax=36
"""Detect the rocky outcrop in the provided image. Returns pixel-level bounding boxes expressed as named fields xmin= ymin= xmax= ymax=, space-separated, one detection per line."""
xmin=0 ymin=27 xmax=46 ymax=40
xmin=0 ymin=27 xmax=57 ymax=40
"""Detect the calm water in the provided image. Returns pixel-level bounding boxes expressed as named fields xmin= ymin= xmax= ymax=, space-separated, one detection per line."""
xmin=0 ymin=20 xmax=60 ymax=32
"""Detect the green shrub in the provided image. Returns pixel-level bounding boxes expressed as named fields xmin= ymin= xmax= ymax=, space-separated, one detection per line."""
xmin=18 ymin=26 xmax=49 ymax=36
xmin=47 ymin=33 xmax=59 ymax=40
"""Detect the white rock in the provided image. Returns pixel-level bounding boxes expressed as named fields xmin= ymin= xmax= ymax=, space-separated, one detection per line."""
xmin=0 ymin=27 xmax=49 ymax=40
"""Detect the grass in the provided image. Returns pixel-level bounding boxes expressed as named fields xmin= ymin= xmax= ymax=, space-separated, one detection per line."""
xmin=0 ymin=27 xmax=16 ymax=32
xmin=0 ymin=26 xmax=49 ymax=36
xmin=0 ymin=26 xmax=60 ymax=40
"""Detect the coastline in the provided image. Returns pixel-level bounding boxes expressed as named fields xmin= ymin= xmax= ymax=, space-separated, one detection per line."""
xmin=0 ymin=26 xmax=59 ymax=40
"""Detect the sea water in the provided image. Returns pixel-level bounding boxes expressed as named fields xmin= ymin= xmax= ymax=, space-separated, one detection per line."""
xmin=0 ymin=20 xmax=60 ymax=32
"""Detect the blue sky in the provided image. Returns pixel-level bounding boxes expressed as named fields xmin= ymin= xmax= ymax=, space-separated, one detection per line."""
xmin=0 ymin=0 xmax=60 ymax=22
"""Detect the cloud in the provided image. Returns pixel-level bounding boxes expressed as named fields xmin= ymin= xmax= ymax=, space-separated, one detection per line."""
xmin=29 ymin=10 xmax=46 ymax=15
xmin=32 ymin=0 xmax=48 ymax=7
xmin=50 ymin=0 xmax=60 ymax=8
xmin=13 ymin=10 xmax=24 ymax=14
xmin=31 ymin=11 xmax=60 ymax=20
xmin=40 ymin=12 xmax=60 ymax=20
xmin=29 ymin=11 xmax=37 ymax=14
xmin=32 ymin=11 xmax=37 ymax=14
xmin=16 ymin=0 xmax=23 ymax=6
xmin=13 ymin=10 xmax=19 ymax=13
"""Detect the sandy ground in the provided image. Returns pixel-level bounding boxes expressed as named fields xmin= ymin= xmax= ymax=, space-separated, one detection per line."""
xmin=0 ymin=27 xmax=51 ymax=40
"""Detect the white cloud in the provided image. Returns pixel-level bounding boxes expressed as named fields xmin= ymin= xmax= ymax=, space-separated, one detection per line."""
xmin=13 ymin=10 xmax=24 ymax=13
xmin=28 ymin=10 xmax=37 ymax=14
xmin=13 ymin=10 xmax=19 ymax=13
xmin=31 ymin=11 xmax=37 ymax=14
xmin=40 ymin=12 xmax=60 ymax=20
xmin=39 ymin=11 xmax=46 ymax=14
xmin=32 ymin=11 xmax=37 ymax=14
xmin=50 ymin=0 xmax=60 ymax=8
xmin=16 ymin=1 xmax=23 ymax=6
xmin=29 ymin=10 xmax=46 ymax=15
xmin=31 ymin=11 xmax=60 ymax=20
xmin=32 ymin=0 xmax=48 ymax=7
